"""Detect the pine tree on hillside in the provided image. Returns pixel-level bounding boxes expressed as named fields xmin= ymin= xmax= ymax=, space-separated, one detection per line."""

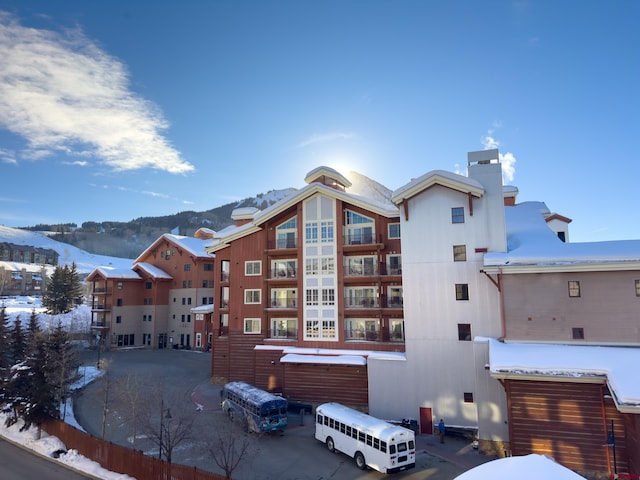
xmin=4 ymin=317 xmax=29 ymax=427
xmin=26 ymin=309 xmax=41 ymax=347
xmin=8 ymin=316 xmax=25 ymax=365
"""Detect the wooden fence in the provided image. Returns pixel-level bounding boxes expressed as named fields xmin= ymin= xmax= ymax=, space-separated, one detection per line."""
xmin=44 ymin=419 xmax=227 ymax=480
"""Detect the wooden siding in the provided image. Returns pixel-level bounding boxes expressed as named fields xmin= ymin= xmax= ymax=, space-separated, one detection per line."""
xmin=623 ymin=413 xmax=640 ymax=474
xmin=502 ymin=271 xmax=640 ymax=344
xmin=506 ymin=380 xmax=630 ymax=476
xmin=282 ymin=363 xmax=368 ymax=409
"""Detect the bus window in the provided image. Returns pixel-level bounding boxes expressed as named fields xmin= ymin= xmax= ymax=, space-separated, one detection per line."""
xmin=409 ymin=440 xmax=415 ymax=449
xmin=366 ymin=434 xmax=373 ymax=446
xmin=390 ymin=444 xmax=396 ymax=454
xmin=352 ymin=428 xmax=358 ymax=439
xmin=317 ymin=414 xmax=323 ymax=424
xmin=346 ymin=426 xmax=352 ymax=437
xmin=381 ymin=440 xmax=387 ymax=453
xmin=358 ymin=431 xmax=365 ymax=442
xmin=340 ymin=423 xmax=346 ymax=434
xmin=329 ymin=418 xmax=334 ymax=429
xmin=398 ymin=442 xmax=407 ymax=452
xmin=374 ymin=438 xmax=380 ymax=450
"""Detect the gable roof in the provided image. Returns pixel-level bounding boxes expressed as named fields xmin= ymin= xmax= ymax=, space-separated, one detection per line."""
xmin=86 ymin=267 xmax=140 ymax=281
xmin=391 ymin=169 xmax=485 ymax=205
xmin=134 ymin=262 xmax=173 ymax=280
xmin=207 ymin=181 xmax=399 ymax=254
xmin=136 ymin=233 xmax=215 ymax=262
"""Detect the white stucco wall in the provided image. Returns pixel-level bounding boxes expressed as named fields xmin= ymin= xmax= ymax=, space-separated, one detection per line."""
xmin=369 ymin=160 xmax=508 ymax=443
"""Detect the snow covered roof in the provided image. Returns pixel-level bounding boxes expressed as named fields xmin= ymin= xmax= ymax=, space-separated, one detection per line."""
xmin=134 ymin=262 xmax=172 ymax=280
xmin=482 ymin=337 xmax=640 ymax=412
xmin=484 ymin=202 xmax=640 ymax=272
xmin=455 ymin=453 xmax=587 ymax=480
xmin=391 ymin=169 xmax=485 ymax=205
xmin=191 ymin=304 xmax=213 ymax=313
xmin=87 ymin=267 xmax=141 ymax=280
xmin=280 ymin=353 xmax=367 ymax=366
xmin=136 ymin=233 xmax=214 ymax=262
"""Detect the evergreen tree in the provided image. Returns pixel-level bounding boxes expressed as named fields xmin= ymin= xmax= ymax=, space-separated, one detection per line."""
xmin=20 ymin=332 xmax=59 ymax=438
xmin=0 ymin=306 xmax=10 ymax=402
xmin=4 ymin=316 xmax=28 ymax=427
xmin=48 ymin=321 xmax=81 ymax=420
xmin=8 ymin=316 xmax=25 ymax=365
xmin=43 ymin=263 xmax=83 ymax=314
xmin=26 ymin=309 xmax=41 ymax=346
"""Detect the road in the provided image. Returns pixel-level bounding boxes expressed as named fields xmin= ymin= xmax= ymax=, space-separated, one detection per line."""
xmin=73 ymin=348 xmax=481 ymax=479
xmin=0 ymin=437 xmax=95 ymax=480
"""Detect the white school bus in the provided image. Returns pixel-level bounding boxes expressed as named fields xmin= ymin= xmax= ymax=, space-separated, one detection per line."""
xmin=315 ymin=402 xmax=416 ymax=474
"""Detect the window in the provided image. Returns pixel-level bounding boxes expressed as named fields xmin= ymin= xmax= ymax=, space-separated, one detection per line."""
xmin=203 ymin=263 xmax=213 ymax=271
xmin=455 ymin=284 xmax=469 ymax=301
xmin=390 ymin=319 xmax=404 ymax=341
xmin=572 ymin=327 xmax=585 ymax=340
xmin=345 ymin=319 xmax=379 ymax=340
xmin=116 ymin=315 xmax=122 ymax=324
xmin=464 ymin=392 xmax=474 ymax=403
xmin=451 ymin=207 xmax=465 ymax=224
xmin=272 ymin=259 xmax=297 ymax=278
xmin=271 ymin=318 xmax=297 ymax=339
xmin=322 ymin=288 xmax=335 ymax=306
xmin=387 ymin=254 xmax=402 ymax=275
xmin=276 ymin=217 xmax=297 ymax=249
xmin=221 ymin=260 xmax=230 ymax=282
xmin=387 ymin=286 xmax=403 ymax=307
xmin=244 ymin=289 xmax=261 ymax=304
xmin=145 ymin=281 xmax=152 ymax=289
xmin=453 ymin=245 xmax=467 ymax=261
xmin=306 ymin=289 xmax=319 ymax=306
xmin=117 ymin=281 xmax=123 ymax=290
xmin=184 ymin=263 xmax=192 ymax=271
xmin=388 ymin=223 xmax=400 ymax=239
xmin=344 ymin=287 xmax=378 ymax=307
xmin=305 ymin=222 xmax=318 ymax=244
xmin=636 ymin=280 xmax=640 ymax=297
xmin=321 ymin=257 xmax=335 ymax=275
xmin=568 ymin=281 xmax=581 ymax=297
xmin=345 ymin=256 xmax=377 ymax=276
xmin=244 ymin=318 xmax=261 ymax=334
xmin=306 ymin=258 xmax=319 ymax=276
xmin=458 ymin=323 xmax=471 ymax=341
xmin=271 ymin=288 xmax=297 ymax=308
xmin=345 ymin=210 xmax=374 ymax=245
xmin=116 ymin=298 xmax=123 ymax=306
xmin=245 ymin=261 xmax=262 ymax=276
xmin=321 ymin=220 xmax=334 ymax=243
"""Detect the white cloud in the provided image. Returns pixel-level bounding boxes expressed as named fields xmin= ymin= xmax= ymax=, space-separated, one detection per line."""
xmin=0 ymin=12 xmax=194 ymax=174
xmin=63 ymin=160 xmax=88 ymax=167
xmin=481 ymin=130 xmax=516 ymax=183
xmin=296 ymin=132 xmax=356 ymax=149
xmin=0 ymin=146 xmax=17 ymax=164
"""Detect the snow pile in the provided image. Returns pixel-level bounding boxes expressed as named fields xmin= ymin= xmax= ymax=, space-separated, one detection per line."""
xmin=455 ymin=453 xmax=586 ymax=479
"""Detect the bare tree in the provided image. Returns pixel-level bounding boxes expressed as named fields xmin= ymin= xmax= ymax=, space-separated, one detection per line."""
xmin=112 ymin=372 xmax=146 ymax=449
xmin=140 ymin=388 xmax=195 ymax=464
xmin=208 ymin=421 xmax=257 ymax=479
xmin=98 ymin=360 xmax=112 ymax=440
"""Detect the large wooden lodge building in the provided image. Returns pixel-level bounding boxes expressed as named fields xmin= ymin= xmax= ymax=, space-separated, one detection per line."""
xmin=87 ymin=155 xmax=640 ymax=478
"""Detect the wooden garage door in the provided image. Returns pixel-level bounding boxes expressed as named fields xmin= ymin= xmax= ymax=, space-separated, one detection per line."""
xmin=506 ymin=380 xmax=617 ymax=473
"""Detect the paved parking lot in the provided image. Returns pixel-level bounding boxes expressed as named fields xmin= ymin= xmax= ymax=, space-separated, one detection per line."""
xmin=73 ymin=348 xmax=491 ymax=479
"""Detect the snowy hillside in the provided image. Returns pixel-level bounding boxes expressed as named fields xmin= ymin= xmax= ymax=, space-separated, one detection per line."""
xmin=0 ymin=225 xmax=132 ymax=274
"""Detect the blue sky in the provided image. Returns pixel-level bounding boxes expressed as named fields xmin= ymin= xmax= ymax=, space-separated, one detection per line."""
xmin=0 ymin=1 xmax=638 ymax=243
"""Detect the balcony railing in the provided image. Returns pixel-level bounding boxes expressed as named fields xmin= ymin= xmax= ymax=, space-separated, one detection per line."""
xmin=267 ymin=238 xmax=298 ymax=250
xmin=344 ymin=297 xmax=379 ymax=308
xmin=387 ymin=297 xmax=404 ymax=308
xmin=344 ymin=324 xmax=405 ymax=342
xmin=269 ymin=268 xmax=297 ymax=279
xmin=92 ymin=304 xmax=110 ymax=311
xmin=345 ymin=329 xmax=380 ymax=341
xmin=343 ymin=233 xmax=376 ymax=246
xmin=93 ymin=287 xmax=109 ymax=294
xmin=270 ymin=298 xmax=297 ymax=308
xmin=269 ymin=328 xmax=298 ymax=340
xmin=344 ymin=265 xmax=378 ymax=277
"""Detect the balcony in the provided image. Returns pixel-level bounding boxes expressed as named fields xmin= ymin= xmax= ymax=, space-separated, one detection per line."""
xmin=92 ymin=287 xmax=109 ymax=294
xmin=344 ymin=323 xmax=405 ymax=343
xmin=91 ymin=304 xmax=111 ymax=311
xmin=266 ymin=238 xmax=298 ymax=250
xmin=270 ymin=297 xmax=297 ymax=309
xmin=344 ymin=297 xmax=379 ymax=308
xmin=387 ymin=297 xmax=404 ymax=308
xmin=269 ymin=267 xmax=297 ymax=280
xmin=269 ymin=327 xmax=298 ymax=340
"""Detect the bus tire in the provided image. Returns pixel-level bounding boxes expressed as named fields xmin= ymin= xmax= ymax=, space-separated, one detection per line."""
xmin=326 ymin=436 xmax=335 ymax=453
xmin=355 ymin=451 xmax=366 ymax=470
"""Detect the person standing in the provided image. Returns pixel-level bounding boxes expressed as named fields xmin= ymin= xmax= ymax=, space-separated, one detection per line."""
xmin=438 ymin=419 xmax=445 ymax=443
